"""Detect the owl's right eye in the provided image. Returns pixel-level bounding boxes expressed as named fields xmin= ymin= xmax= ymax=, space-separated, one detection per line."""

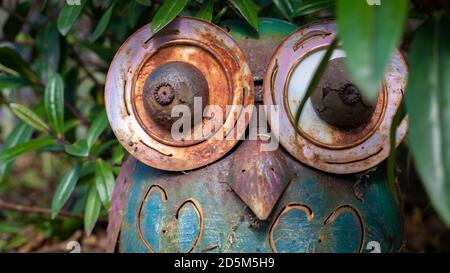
xmin=263 ymin=20 xmax=408 ymax=174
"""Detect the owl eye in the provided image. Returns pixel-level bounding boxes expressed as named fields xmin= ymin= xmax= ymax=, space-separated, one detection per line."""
xmin=105 ymin=17 xmax=254 ymax=171
xmin=263 ymin=21 xmax=408 ymax=174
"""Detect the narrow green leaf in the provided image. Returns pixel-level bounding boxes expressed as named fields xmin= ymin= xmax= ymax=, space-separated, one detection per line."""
xmin=65 ymin=139 xmax=89 ymax=157
xmin=273 ymin=0 xmax=295 ymax=20
xmin=51 ymin=163 xmax=81 ymax=219
xmin=0 ymin=123 xmax=33 ymax=182
xmin=0 ymin=137 xmax=57 ymax=165
xmin=0 ymin=47 xmax=40 ymax=83
xmin=57 ymin=0 xmax=87 ymax=36
xmin=337 ymin=0 xmax=408 ymax=103
xmin=294 ymin=38 xmax=338 ymax=127
xmin=293 ymin=0 xmax=335 ymax=17
xmin=112 ymin=145 xmax=125 ymax=165
xmin=95 ymin=159 xmax=115 ymax=210
xmin=228 ymin=0 xmax=259 ymax=31
xmin=0 ymin=74 xmax=31 ymax=89
xmin=86 ymin=110 xmax=108 ymax=148
xmin=387 ymin=103 xmax=405 ymax=204
xmin=84 ymin=184 xmax=102 ymax=236
xmin=91 ymin=2 xmax=116 ymax=42
xmin=196 ymin=0 xmax=214 ymax=22
xmin=128 ymin=1 xmax=145 ymax=28
xmin=151 ymin=0 xmax=189 ymax=33
xmin=34 ymin=23 xmax=60 ymax=82
xmin=405 ymin=14 xmax=450 ymax=226
xmin=10 ymin=103 xmax=50 ymax=133
xmin=45 ymin=74 xmax=64 ymax=135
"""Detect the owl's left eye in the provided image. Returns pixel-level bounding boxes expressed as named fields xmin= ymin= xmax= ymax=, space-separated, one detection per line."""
xmin=263 ymin=21 xmax=408 ymax=174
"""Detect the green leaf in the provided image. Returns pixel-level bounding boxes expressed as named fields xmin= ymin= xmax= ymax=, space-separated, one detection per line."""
xmin=0 ymin=137 xmax=57 ymax=165
xmin=136 ymin=0 xmax=152 ymax=6
xmin=112 ymin=145 xmax=125 ymax=165
xmin=84 ymin=184 xmax=102 ymax=236
xmin=45 ymin=74 xmax=64 ymax=135
xmin=151 ymin=0 xmax=189 ymax=33
xmin=294 ymin=38 xmax=339 ymax=127
xmin=128 ymin=1 xmax=146 ymax=28
xmin=65 ymin=139 xmax=89 ymax=157
xmin=86 ymin=110 xmax=108 ymax=148
xmin=34 ymin=23 xmax=60 ymax=82
xmin=0 ymin=74 xmax=31 ymax=89
xmin=293 ymin=0 xmax=335 ymax=17
xmin=228 ymin=0 xmax=259 ymax=31
xmin=95 ymin=159 xmax=115 ymax=210
xmin=0 ymin=123 xmax=33 ymax=182
xmin=9 ymin=103 xmax=50 ymax=133
xmin=91 ymin=2 xmax=116 ymax=42
xmin=273 ymin=0 xmax=295 ymax=20
xmin=0 ymin=47 xmax=40 ymax=84
xmin=57 ymin=0 xmax=87 ymax=36
xmin=337 ymin=0 xmax=408 ymax=104
xmin=196 ymin=0 xmax=214 ymax=22
xmin=51 ymin=163 xmax=81 ymax=219
xmin=405 ymin=14 xmax=450 ymax=226
xmin=387 ymin=103 xmax=405 ymax=204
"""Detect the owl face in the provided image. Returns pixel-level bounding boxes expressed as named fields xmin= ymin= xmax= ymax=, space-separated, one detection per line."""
xmin=105 ymin=17 xmax=407 ymax=253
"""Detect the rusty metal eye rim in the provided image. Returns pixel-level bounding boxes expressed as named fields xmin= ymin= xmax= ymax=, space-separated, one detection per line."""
xmin=282 ymin=44 xmax=389 ymax=150
xmin=105 ymin=16 xmax=254 ymax=171
xmin=131 ymin=39 xmax=236 ymax=148
xmin=262 ymin=20 xmax=408 ymax=174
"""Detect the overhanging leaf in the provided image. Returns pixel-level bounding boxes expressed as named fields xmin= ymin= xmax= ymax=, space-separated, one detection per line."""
xmin=337 ymin=0 xmax=408 ymax=103
xmin=151 ymin=0 xmax=189 ymax=33
xmin=294 ymin=38 xmax=339 ymax=127
xmin=51 ymin=163 xmax=81 ymax=219
xmin=293 ymin=0 xmax=335 ymax=17
xmin=405 ymin=14 xmax=450 ymax=226
xmin=0 ymin=74 xmax=31 ymax=89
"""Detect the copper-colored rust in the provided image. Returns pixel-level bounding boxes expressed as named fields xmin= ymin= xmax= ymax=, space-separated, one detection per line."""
xmin=226 ymin=140 xmax=296 ymax=220
xmin=105 ymin=17 xmax=254 ymax=171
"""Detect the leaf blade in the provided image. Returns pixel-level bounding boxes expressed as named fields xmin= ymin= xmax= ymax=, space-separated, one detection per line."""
xmin=228 ymin=0 xmax=259 ymax=31
xmin=10 ymin=103 xmax=50 ymax=133
xmin=151 ymin=0 xmax=189 ymax=33
xmin=196 ymin=0 xmax=214 ymax=22
xmin=51 ymin=163 xmax=82 ymax=219
xmin=95 ymin=159 xmax=115 ymax=210
xmin=45 ymin=74 xmax=64 ymax=135
xmin=91 ymin=2 xmax=116 ymax=42
xmin=57 ymin=0 xmax=86 ymax=36
xmin=84 ymin=184 xmax=102 ymax=236
xmin=0 ymin=137 xmax=57 ymax=165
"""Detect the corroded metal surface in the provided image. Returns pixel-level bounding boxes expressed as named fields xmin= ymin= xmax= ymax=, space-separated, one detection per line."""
xmin=263 ymin=20 xmax=408 ymax=174
xmin=105 ymin=17 xmax=254 ymax=171
xmin=222 ymin=19 xmax=298 ymax=101
xmin=110 ymin=140 xmax=403 ymax=253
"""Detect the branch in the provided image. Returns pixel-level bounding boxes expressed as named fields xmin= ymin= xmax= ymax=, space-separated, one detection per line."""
xmin=68 ymin=45 xmax=101 ymax=87
xmin=64 ymin=100 xmax=90 ymax=128
xmin=0 ymin=198 xmax=108 ymax=222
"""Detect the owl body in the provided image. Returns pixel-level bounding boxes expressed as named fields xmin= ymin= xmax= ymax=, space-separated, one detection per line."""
xmin=105 ymin=18 xmax=406 ymax=253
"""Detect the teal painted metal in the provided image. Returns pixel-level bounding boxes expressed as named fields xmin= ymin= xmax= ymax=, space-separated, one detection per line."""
xmin=115 ymin=144 xmax=402 ymax=253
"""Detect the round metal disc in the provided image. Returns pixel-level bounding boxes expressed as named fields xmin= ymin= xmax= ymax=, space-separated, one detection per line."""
xmin=105 ymin=17 xmax=254 ymax=171
xmin=263 ymin=20 xmax=408 ymax=174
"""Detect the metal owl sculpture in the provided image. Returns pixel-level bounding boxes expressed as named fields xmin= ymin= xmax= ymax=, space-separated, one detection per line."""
xmin=104 ymin=17 xmax=408 ymax=253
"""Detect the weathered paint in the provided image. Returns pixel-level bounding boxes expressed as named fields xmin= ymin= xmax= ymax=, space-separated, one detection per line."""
xmin=113 ymin=140 xmax=402 ymax=253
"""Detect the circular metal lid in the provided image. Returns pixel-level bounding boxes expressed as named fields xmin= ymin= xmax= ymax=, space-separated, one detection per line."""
xmin=263 ymin=20 xmax=408 ymax=174
xmin=105 ymin=17 xmax=254 ymax=171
